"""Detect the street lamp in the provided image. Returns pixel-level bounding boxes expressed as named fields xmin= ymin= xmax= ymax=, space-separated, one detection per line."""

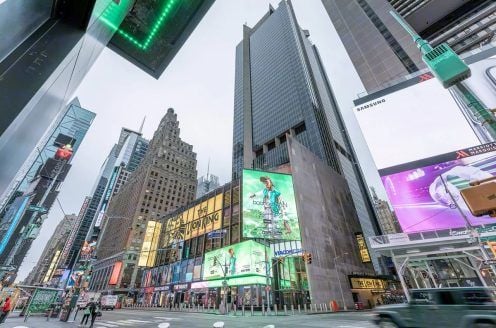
xmin=333 ymin=252 xmax=349 ymax=311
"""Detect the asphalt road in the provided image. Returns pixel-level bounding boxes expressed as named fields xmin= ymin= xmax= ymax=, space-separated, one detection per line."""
xmin=3 ymin=309 xmax=377 ymax=328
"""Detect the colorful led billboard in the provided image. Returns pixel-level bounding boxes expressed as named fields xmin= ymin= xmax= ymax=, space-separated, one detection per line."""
xmin=380 ymin=143 xmax=496 ymax=232
xmin=242 ymin=169 xmax=300 ymax=240
xmin=202 ymin=240 xmax=271 ymax=281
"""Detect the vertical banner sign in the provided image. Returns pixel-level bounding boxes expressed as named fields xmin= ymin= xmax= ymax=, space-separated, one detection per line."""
xmin=355 ymin=233 xmax=371 ymax=263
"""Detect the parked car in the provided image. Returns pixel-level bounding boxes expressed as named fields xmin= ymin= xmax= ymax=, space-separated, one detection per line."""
xmin=374 ymin=288 xmax=496 ymax=328
xmin=101 ymin=295 xmax=118 ymax=310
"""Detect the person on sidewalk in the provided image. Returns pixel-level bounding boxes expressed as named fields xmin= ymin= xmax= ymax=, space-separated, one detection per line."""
xmin=0 ymin=296 xmax=11 ymax=323
xmin=89 ymin=302 xmax=99 ymax=328
xmin=80 ymin=304 xmax=92 ymax=326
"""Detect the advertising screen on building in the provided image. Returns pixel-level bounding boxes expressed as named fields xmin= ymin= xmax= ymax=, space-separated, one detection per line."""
xmin=354 ymin=56 xmax=496 ymax=171
xmin=139 ymin=221 xmax=162 ymax=267
xmin=380 ymin=143 xmax=496 ymax=233
xmin=162 ymin=193 xmax=223 ymax=246
xmin=242 ymin=169 xmax=300 ymax=240
xmin=202 ymin=240 xmax=271 ymax=281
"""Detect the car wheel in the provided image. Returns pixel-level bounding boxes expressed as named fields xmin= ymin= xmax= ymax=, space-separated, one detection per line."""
xmin=472 ymin=322 xmax=496 ymax=328
xmin=378 ymin=317 xmax=399 ymax=328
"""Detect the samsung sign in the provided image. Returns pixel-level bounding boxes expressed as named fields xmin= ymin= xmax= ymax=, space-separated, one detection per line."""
xmin=274 ymin=248 xmax=303 ymax=257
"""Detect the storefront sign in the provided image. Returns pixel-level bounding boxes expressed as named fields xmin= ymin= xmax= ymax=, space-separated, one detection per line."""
xmin=154 ymin=286 xmax=170 ymax=292
xmin=355 ymin=233 xmax=371 ymax=263
xmin=274 ymin=248 xmax=302 ymax=256
xmin=173 ymin=283 xmax=190 ymax=291
xmin=350 ymin=277 xmax=386 ymax=290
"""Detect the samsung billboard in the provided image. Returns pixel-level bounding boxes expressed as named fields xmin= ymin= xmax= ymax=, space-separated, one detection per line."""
xmin=354 ymin=56 xmax=496 ymax=171
xmin=354 ymin=54 xmax=496 ymax=233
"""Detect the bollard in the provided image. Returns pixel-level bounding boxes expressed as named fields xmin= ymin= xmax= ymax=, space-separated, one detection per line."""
xmin=304 ymin=303 xmax=307 ymax=313
xmin=262 ymin=302 xmax=265 ymax=316
xmin=203 ymin=304 xmax=205 ymax=312
xmin=284 ymin=304 xmax=287 ymax=315
xmin=242 ymin=304 xmax=245 ymax=316
xmin=208 ymin=303 xmax=211 ymax=312
xmin=274 ymin=304 xmax=278 ymax=316
xmin=298 ymin=304 xmax=301 ymax=313
xmin=320 ymin=304 xmax=323 ymax=312
xmin=47 ymin=309 xmax=52 ymax=321
xmin=251 ymin=304 xmax=254 ymax=316
xmin=291 ymin=304 xmax=295 ymax=315
xmin=324 ymin=303 xmax=328 ymax=312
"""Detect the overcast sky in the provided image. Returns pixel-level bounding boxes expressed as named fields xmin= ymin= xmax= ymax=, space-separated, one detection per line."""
xmin=17 ymin=0 xmax=384 ymax=281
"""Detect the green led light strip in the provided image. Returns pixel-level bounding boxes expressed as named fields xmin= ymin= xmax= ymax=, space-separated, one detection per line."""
xmin=100 ymin=0 xmax=178 ymax=50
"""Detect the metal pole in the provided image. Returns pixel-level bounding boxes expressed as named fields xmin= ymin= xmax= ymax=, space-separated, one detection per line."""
xmin=390 ymin=251 xmax=411 ymax=302
xmin=264 ymin=237 xmax=271 ymax=315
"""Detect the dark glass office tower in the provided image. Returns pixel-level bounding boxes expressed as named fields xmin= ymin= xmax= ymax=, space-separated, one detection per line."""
xmin=232 ymin=0 xmax=381 ymax=271
xmin=321 ymin=0 xmax=496 ymax=92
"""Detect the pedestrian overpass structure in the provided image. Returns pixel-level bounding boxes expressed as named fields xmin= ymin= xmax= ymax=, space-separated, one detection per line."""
xmin=370 ymin=224 xmax=496 ymax=300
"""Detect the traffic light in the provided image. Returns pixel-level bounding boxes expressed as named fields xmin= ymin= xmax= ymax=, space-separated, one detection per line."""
xmin=302 ymin=252 xmax=313 ymax=264
xmin=488 ymin=242 xmax=496 ymax=258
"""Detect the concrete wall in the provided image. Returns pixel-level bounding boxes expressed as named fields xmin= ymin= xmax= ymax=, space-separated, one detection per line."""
xmin=288 ymin=136 xmax=375 ymax=308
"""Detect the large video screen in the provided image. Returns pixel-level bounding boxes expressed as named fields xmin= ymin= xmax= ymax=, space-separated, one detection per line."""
xmin=380 ymin=143 xmax=496 ymax=232
xmin=202 ymin=240 xmax=271 ymax=281
xmin=354 ymin=56 xmax=496 ymax=170
xmin=242 ymin=169 xmax=301 ymax=241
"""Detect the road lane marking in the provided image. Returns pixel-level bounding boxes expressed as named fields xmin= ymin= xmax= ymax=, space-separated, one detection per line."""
xmin=95 ymin=323 xmax=119 ymax=328
xmin=158 ymin=323 xmax=170 ymax=328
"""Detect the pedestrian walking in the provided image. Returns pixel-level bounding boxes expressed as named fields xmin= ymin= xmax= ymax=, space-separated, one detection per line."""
xmin=89 ymin=302 xmax=100 ymax=328
xmin=0 ymin=296 xmax=11 ymax=323
xmin=80 ymin=304 xmax=92 ymax=326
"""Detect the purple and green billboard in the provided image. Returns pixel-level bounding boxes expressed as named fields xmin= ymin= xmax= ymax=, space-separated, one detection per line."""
xmin=380 ymin=143 xmax=496 ymax=233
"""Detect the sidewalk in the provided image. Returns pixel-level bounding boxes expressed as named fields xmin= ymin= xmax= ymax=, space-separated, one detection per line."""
xmin=2 ymin=315 xmax=78 ymax=328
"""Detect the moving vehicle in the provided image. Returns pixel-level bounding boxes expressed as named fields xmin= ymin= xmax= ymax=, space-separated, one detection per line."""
xmin=101 ymin=295 xmax=118 ymax=310
xmin=374 ymin=288 xmax=496 ymax=328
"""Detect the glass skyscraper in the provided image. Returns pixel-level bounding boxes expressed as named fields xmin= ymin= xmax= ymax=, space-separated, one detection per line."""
xmin=232 ymin=0 xmax=382 ymax=271
xmin=63 ymin=128 xmax=149 ymax=269
xmin=0 ymin=98 xmax=95 ymax=278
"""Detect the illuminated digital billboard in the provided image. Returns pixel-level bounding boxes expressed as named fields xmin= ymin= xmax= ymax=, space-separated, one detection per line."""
xmin=242 ymin=169 xmax=300 ymax=240
xmin=380 ymin=143 xmax=496 ymax=233
xmin=202 ymin=240 xmax=271 ymax=281
xmin=354 ymin=56 xmax=496 ymax=171
xmin=162 ymin=193 xmax=223 ymax=246
xmin=139 ymin=221 xmax=162 ymax=267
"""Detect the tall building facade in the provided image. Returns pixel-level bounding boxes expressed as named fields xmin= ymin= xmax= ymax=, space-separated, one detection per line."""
xmin=321 ymin=0 xmax=496 ymax=93
xmin=370 ymin=188 xmax=400 ymax=235
xmin=24 ymin=214 xmax=78 ymax=286
xmin=0 ymin=100 xmax=95 ymax=279
xmin=232 ymin=1 xmax=381 ymax=271
xmin=93 ymin=108 xmax=197 ymax=291
xmin=63 ymin=128 xmax=149 ymax=270
xmin=196 ymin=174 xmax=220 ymax=199
xmin=64 ymin=128 xmax=148 ymax=268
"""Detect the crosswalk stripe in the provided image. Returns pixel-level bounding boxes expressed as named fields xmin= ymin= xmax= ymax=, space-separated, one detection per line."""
xmin=126 ymin=319 xmax=152 ymax=323
xmin=95 ymin=323 xmax=119 ymax=328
